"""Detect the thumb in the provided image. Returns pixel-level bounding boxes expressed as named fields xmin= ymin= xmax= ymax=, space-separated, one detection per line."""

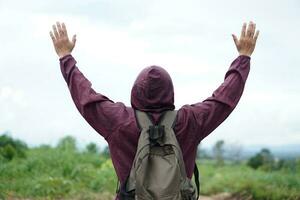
xmin=232 ymin=34 xmax=238 ymax=46
xmin=72 ymin=34 xmax=77 ymax=46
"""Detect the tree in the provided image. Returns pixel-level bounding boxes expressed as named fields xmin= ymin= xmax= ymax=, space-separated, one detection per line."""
xmin=247 ymin=152 xmax=263 ymax=169
xmin=247 ymin=148 xmax=275 ymax=170
xmin=86 ymin=142 xmax=98 ymax=154
xmin=0 ymin=133 xmax=27 ymax=150
xmin=57 ymin=136 xmax=77 ymax=152
xmin=226 ymin=142 xmax=243 ymax=164
xmin=0 ymin=133 xmax=27 ymax=160
xmin=0 ymin=144 xmax=16 ymax=160
xmin=102 ymin=146 xmax=110 ymax=158
xmin=213 ymin=140 xmax=225 ymax=166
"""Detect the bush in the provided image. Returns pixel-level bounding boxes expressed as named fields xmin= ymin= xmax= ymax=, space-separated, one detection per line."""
xmin=86 ymin=142 xmax=99 ymax=154
xmin=275 ymin=158 xmax=299 ymax=173
xmin=198 ymin=161 xmax=300 ymax=200
xmin=0 ymin=144 xmax=16 ymax=160
xmin=57 ymin=136 xmax=77 ymax=152
xmin=86 ymin=159 xmax=117 ymax=193
xmin=0 ymin=134 xmax=27 ymax=150
xmin=33 ymin=176 xmax=72 ymax=198
xmin=247 ymin=148 xmax=274 ymax=170
xmin=0 ymin=134 xmax=27 ymax=160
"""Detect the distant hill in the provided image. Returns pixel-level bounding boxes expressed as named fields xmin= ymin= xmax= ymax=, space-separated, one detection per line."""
xmin=239 ymin=144 xmax=300 ymax=159
xmin=201 ymin=144 xmax=300 ymax=160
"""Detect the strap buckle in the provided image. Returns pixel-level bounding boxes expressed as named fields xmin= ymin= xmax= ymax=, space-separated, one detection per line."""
xmin=148 ymin=125 xmax=165 ymax=143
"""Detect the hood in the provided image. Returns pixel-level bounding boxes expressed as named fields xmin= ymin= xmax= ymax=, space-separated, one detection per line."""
xmin=131 ymin=65 xmax=175 ymax=113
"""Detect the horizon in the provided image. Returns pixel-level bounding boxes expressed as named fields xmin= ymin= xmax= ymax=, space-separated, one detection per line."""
xmin=2 ymin=131 xmax=300 ymax=156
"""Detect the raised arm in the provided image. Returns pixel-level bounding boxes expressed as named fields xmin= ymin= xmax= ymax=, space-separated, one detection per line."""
xmin=179 ymin=21 xmax=259 ymax=144
xmin=49 ymin=22 xmax=130 ymax=140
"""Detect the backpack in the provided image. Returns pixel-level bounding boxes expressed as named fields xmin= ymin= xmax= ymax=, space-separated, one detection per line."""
xmin=118 ymin=110 xmax=200 ymax=200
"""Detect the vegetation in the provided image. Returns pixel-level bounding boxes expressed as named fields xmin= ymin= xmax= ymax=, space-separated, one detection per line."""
xmin=0 ymin=134 xmax=27 ymax=161
xmin=0 ymin=135 xmax=300 ymax=200
xmin=212 ymin=140 xmax=225 ymax=166
xmin=199 ymin=160 xmax=300 ymax=200
xmin=0 ymin=135 xmax=116 ymax=200
xmin=247 ymin=148 xmax=275 ymax=170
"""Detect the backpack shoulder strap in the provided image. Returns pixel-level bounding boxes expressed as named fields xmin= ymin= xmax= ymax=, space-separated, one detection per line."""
xmin=159 ymin=110 xmax=177 ymax=128
xmin=194 ymin=163 xmax=200 ymax=200
xmin=135 ymin=110 xmax=153 ymax=129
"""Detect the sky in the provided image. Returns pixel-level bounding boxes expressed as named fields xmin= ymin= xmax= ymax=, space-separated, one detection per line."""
xmin=0 ymin=0 xmax=299 ymax=150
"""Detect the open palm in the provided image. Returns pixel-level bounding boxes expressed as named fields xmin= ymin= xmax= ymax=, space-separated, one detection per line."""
xmin=50 ymin=22 xmax=76 ymax=58
xmin=232 ymin=21 xmax=259 ymax=57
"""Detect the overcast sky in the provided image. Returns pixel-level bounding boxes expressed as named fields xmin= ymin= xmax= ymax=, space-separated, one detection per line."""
xmin=0 ymin=0 xmax=299 ymax=149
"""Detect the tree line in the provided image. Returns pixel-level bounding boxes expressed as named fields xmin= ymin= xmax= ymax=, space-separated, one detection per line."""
xmin=1 ymin=134 xmax=299 ymax=172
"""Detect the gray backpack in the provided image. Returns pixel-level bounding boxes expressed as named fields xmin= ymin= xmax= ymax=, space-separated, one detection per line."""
xmin=118 ymin=110 xmax=200 ymax=200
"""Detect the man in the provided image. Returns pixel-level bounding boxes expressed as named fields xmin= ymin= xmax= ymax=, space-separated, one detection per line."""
xmin=50 ymin=21 xmax=259 ymax=199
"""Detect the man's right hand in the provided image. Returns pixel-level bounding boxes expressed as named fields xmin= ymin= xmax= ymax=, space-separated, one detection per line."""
xmin=50 ymin=22 xmax=76 ymax=58
xmin=232 ymin=21 xmax=259 ymax=57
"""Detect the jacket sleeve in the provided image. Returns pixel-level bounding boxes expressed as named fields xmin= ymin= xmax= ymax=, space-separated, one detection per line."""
xmin=180 ymin=55 xmax=251 ymax=144
xmin=59 ymin=54 xmax=130 ymax=141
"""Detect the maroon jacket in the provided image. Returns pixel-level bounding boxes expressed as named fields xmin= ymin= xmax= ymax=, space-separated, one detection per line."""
xmin=60 ymin=55 xmax=250 ymax=198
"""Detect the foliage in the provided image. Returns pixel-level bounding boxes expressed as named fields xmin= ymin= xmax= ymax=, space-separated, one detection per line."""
xmin=57 ymin=136 xmax=77 ymax=152
xmin=198 ymin=160 xmax=300 ymax=200
xmin=0 ymin=134 xmax=300 ymax=200
xmin=0 ymin=144 xmax=16 ymax=160
xmin=101 ymin=146 xmax=110 ymax=158
xmin=33 ymin=176 xmax=72 ymax=197
xmin=0 ymin=134 xmax=28 ymax=149
xmin=86 ymin=142 xmax=99 ymax=154
xmin=247 ymin=148 xmax=275 ymax=170
xmin=0 ymin=137 xmax=109 ymax=199
xmin=0 ymin=134 xmax=27 ymax=161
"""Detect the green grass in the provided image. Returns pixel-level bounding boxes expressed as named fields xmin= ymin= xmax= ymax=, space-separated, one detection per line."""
xmin=0 ymin=147 xmax=300 ymax=200
xmin=198 ymin=161 xmax=300 ymax=200
xmin=0 ymin=147 xmax=116 ymax=199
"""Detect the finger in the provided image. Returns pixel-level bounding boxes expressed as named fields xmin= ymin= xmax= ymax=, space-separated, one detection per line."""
xmin=49 ymin=31 xmax=56 ymax=42
xmin=56 ymin=22 xmax=64 ymax=37
xmin=62 ymin=23 xmax=69 ymax=38
xmin=247 ymin=21 xmax=254 ymax=38
xmin=252 ymin=23 xmax=256 ymax=37
xmin=232 ymin=34 xmax=239 ymax=46
xmin=241 ymin=22 xmax=246 ymax=38
xmin=72 ymin=34 xmax=77 ymax=45
xmin=52 ymin=24 xmax=59 ymax=39
xmin=254 ymin=30 xmax=260 ymax=42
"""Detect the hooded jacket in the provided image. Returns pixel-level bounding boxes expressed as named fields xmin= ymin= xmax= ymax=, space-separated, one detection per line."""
xmin=60 ymin=55 xmax=250 ymax=199
xmin=131 ymin=65 xmax=175 ymax=113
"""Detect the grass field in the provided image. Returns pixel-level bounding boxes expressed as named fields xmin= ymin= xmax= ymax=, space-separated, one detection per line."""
xmin=0 ymin=140 xmax=300 ymax=200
